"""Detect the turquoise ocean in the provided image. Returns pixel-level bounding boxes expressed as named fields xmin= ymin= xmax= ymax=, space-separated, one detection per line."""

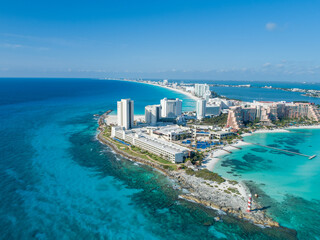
xmin=0 ymin=78 xmax=317 ymax=239
xmin=215 ymin=130 xmax=320 ymax=239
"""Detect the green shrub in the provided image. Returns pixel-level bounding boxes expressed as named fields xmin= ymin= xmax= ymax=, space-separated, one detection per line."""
xmin=185 ymin=169 xmax=225 ymax=184
xmin=228 ymin=180 xmax=238 ymax=185
xmin=227 ymin=187 xmax=240 ymax=195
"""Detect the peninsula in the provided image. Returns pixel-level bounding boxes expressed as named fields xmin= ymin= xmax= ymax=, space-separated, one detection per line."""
xmin=96 ymin=79 xmax=319 ymax=233
xmin=97 ymin=113 xmax=281 ymax=228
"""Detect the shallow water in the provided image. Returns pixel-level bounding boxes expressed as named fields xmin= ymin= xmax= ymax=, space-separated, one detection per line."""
xmin=0 ymin=78 xmax=298 ymax=239
xmin=215 ymin=130 xmax=320 ymax=239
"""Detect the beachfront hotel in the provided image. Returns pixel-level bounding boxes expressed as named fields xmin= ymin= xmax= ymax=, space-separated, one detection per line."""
xmin=196 ymin=98 xmax=231 ymax=120
xmin=194 ymin=83 xmax=210 ymax=98
xmin=111 ymin=126 xmax=190 ymax=163
xmin=227 ymin=101 xmax=320 ymax=129
xmin=160 ymin=98 xmax=182 ymax=118
xmin=145 ymin=104 xmax=161 ymax=125
xmin=196 ymin=99 xmax=206 ymax=120
xmin=117 ymin=99 xmax=134 ymax=130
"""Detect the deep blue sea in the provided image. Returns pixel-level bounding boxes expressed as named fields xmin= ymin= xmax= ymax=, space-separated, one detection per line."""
xmin=0 ymin=78 xmax=306 ymax=239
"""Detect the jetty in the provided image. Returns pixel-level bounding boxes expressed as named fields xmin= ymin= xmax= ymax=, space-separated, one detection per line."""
xmin=251 ymin=143 xmax=316 ymax=159
xmin=230 ymin=145 xmax=242 ymax=150
xmin=222 ymin=148 xmax=232 ymax=153
xmin=98 ymin=109 xmax=113 ymax=126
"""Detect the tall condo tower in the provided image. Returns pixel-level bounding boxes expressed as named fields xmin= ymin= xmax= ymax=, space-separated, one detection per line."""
xmin=117 ymin=99 xmax=134 ymax=129
xmin=160 ymin=98 xmax=182 ymax=118
xmin=196 ymin=99 xmax=206 ymax=120
xmin=145 ymin=105 xmax=161 ymax=125
xmin=194 ymin=84 xmax=210 ymax=98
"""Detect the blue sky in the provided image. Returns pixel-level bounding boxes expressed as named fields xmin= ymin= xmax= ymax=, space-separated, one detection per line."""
xmin=0 ymin=0 xmax=319 ymax=81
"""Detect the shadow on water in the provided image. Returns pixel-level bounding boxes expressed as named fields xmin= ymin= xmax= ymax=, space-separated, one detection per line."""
xmin=245 ymin=181 xmax=320 ymax=240
xmin=220 ymin=152 xmax=274 ymax=173
xmin=251 ymin=206 xmax=271 ymax=212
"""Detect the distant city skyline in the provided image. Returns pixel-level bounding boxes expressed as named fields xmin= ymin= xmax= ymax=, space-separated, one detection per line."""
xmin=0 ymin=0 xmax=319 ymax=82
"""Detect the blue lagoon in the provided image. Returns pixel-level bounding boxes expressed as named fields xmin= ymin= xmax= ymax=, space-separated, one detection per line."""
xmin=214 ymin=129 xmax=320 ymax=239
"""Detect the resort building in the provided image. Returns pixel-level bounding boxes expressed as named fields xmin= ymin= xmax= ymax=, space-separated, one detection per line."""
xmin=117 ymin=99 xmax=134 ymax=130
xmin=205 ymin=103 xmax=221 ymax=117
xmin=207 ymin=98 xmax=234 ymax=109
xmin=163 ymin=79 xmax=168 ymax=85
xmin=111 ymin=126 xmax=190 ymax=163
xmin=145 ymin=104 xmax=161 ymax=125
xmin=212 ymin=131 xmax=236 ymax=139
xmin=160 ymin=98 xmax=182 ymax=118
xmin=196 ymin=99 xmax=206 ymax=120
xmin=194 ymin=84 xmax=210 ymax=98
xmin=196 ymin=98 xmax=232 ymax=120
xmin=227 ymin=101 xmax=320 ymax=129
xmin=151 ymin=125 xmax=191 ymax=141
xmin=185 ymin=86 xmax=195 ymax=94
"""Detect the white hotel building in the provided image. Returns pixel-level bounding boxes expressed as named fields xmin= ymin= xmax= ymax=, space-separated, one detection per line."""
xmin=194 ymin=84 xmax=210 ymax=98
xmin=111 ymin=126 xmax=190 ymax=163
xmin=145 ymin=104 xmax=161 ymax=125
xmin=196 ymin=99 xmax=206 ymax=120
xmin=117 ymin=99 xmax=134 ymax=130
xmin=160 ymin=98 xmax=182 ymax=118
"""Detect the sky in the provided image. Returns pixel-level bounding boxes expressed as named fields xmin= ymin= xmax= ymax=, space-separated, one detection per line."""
xmin=0 ymin=0 xmax=319 ymax=82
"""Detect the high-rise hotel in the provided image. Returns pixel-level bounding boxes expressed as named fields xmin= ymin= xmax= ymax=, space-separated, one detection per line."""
xmin=194 ymin=84 xmax=210 ymax=99
xmin=160 ymin=98 xmax=182 ymax=118
xmin=117 ymin=99 xmax=134 ymax=129
xmin=196 ymin=99 xmax=206 ymax=120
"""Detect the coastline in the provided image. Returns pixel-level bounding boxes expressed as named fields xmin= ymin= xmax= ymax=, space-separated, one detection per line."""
xmin=97 ymin=114 xmax=282 ymax=228
xmin=102 ymin=79 xmax=200 ymax=101
xmin=204 ymin=124 xmax=320 ymax=172
xmin=242 ymin=124 xmax=320 ymax=137
xmin=203 ymin=141 xmax=251 ymax=171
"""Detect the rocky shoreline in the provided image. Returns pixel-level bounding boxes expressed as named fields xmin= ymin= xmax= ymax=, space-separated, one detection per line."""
xmin=96 ymin=116 xmax=282 ymax=228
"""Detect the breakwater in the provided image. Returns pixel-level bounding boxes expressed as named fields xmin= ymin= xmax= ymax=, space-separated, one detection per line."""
xmin=251 ymin=143 xmax=316 ymax=159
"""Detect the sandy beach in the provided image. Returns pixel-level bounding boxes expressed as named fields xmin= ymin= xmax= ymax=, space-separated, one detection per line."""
xmin=286 ymin=124 xmax=320 ymax=130
xmin=203 ymin=141 xmax=251 ymax=171
xmin=102 ymin=79 xmax=200 ymax=101
xmin=241 ymin=129 xmax=290 ymax=137
xmin=154 ymin=84 xmax=200 ymax=101
xmin=241 ymin=125 xmax=320 ymax=137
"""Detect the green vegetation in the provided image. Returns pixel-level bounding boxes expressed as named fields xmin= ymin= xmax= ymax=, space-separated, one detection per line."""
xmin=130 ymin=145 xmax=173 ymax=165
xmin=228 ymin=180 xmax=238 ymax=185
xmin=102 ymin=133 xmax=176 ymax=169
xmin=272 ymin=117 xmax=316 ymax=127
xmin=185 ymin=168 xmax=226 ymax=184
xmin=223 ymin=134 xmax=241 ymax=144
xmin=163 ymin=165 xmax=178 ymax=171
xmin=227 ymin=187 xmax=240 ymax=195
xmin=238 ymin=115 xmax=319 ymax=132
xmin=185 ymin=151 xmax=205 ymax=165
xmin=201 ymin=113 xmax=228 ymax=127
xmin=210 ymin=90 xmax=220 ymax=98
xmin=103 ymin=126 xmax=112 ymax=136
xmin=210 ymin=90 xmax=242 ymax=102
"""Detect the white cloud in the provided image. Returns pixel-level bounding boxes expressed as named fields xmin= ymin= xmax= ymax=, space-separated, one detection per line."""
xmin=265 ymin=22 xmax=277 ymax=31
xmin=0 ymin=43 xmax=23 ymax=48
xmin=0 ymin=42 xmax=49 ymax=50
xmin=262 ymin=62 xmax=272 ymax=67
